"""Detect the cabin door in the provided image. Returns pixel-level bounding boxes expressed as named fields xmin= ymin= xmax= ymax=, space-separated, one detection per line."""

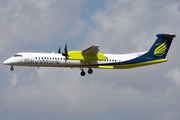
xmin=117 ymin=57 xmax=122 ymax=65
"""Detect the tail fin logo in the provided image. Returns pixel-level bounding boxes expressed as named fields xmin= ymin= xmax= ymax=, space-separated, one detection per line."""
xmin=154 ymin=40 xmax=167 ymax=56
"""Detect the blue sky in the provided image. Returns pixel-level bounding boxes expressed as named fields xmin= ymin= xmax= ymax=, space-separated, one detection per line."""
xmin=1 ymin=0 xmax=180 ymax=120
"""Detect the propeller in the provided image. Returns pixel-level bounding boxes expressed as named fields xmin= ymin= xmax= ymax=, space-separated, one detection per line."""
xmin=62 ymin=44 xmax=68 ymax=59
xmin=58 ymin=47 xmax=61 ymax=54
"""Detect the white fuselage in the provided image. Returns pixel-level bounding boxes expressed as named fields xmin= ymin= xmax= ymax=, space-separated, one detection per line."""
xmin=3 ymin=52 xmax=147 ymax=68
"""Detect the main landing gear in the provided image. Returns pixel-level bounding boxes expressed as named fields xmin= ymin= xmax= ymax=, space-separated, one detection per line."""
xmin=88 ymin=68 xmax=93 ymax=74
xmin=10 ymin=66 xmax=14 ymax=71
xmin=80 ymin=68 xmax=86 ymax=76
xmin=80 ymin=68 xmax=93 ymax=76
xmin=80 ymin=62 xmax=93 ymax=76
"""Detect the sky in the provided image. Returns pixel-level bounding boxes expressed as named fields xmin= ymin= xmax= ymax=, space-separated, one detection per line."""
xmin=1 ymin=0 xmax=180 ymax=120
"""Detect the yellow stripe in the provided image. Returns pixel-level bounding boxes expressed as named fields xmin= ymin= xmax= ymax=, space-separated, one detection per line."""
xmin=60 ymin=59 xmax=167 ymax=69
xmin=98 ymin=66 xmax=114 ymax=69
xmin=114 ymin=59 xmax=168 ymax=69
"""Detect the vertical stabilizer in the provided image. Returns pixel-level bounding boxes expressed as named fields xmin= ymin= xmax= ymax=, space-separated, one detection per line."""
xmin=146 ymin=34 xmax=175 ymax=59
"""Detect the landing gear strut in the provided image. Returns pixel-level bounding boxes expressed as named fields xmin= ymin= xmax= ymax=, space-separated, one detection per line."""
xmin=10 ymin=66 xmax=14 ymax=71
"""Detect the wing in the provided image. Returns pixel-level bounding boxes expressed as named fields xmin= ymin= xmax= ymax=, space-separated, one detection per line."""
xmin=68 ymin=45 xmax=107 ymax=62
xmin=82 ymin=45 xmax=99 ymax=54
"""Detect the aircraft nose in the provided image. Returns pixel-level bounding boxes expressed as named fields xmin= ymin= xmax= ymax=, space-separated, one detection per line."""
xmin=3 ymin=59 xmax=11 ymax=65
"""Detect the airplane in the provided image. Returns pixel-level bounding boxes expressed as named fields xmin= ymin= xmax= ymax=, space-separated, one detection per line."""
xmin=3 ymin=34 xmax=175 ymax=76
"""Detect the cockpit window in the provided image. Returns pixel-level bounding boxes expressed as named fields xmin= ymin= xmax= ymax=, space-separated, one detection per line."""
xmin=13 ymin=54 xmax=22 ymax=57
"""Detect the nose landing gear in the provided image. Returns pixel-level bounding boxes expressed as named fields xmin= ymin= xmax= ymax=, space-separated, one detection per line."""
xmin=10 ymin=66 xmax=14 ymax=71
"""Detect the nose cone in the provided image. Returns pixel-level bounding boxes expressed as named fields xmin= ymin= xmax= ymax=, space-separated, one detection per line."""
xmin=3 ymin=59 xmax=11 ymax=65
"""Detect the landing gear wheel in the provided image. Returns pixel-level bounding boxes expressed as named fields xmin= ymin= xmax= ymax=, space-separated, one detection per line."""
xmin=10 ymin=66 xmax=14 ymax=71
xmin=80 ymin=71 xmax=86 ymax=76
xmin=88 ymin=69 xmax=93 ymax=74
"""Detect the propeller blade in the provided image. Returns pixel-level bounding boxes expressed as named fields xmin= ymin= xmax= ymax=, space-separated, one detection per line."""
xmin=65 ymin=44 xmax=67 ymax=53
xmin=58 ymin=47 xmax=61 ymax=54
xmin=62 ymin=44 xmax=68 ymax=59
